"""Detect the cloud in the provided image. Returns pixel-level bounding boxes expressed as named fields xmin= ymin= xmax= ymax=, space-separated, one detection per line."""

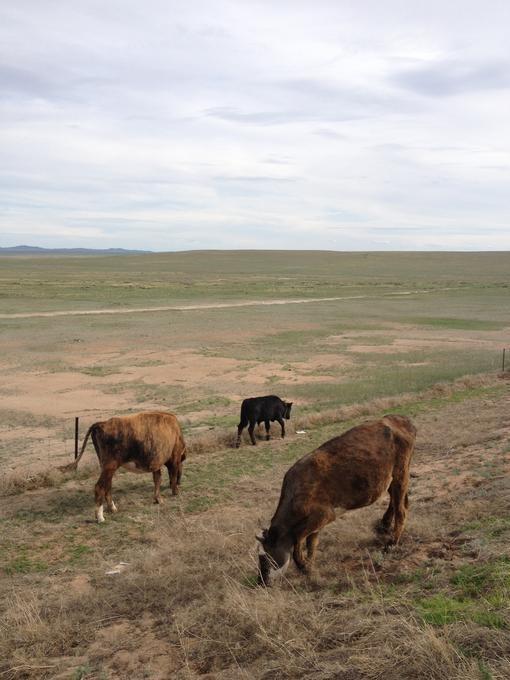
xmin=0 ymin=1 xmax=509 ymax=250
xmin=393 ymin=59 xmax=510 ymax=97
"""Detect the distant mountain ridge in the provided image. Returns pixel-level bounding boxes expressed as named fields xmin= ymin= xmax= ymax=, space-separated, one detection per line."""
xmin=0 ymin=245 xmax=151 ymax=256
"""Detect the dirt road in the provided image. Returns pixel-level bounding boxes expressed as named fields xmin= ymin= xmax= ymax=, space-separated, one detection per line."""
xmin=0 ymin=288 xmax=452 ymax=319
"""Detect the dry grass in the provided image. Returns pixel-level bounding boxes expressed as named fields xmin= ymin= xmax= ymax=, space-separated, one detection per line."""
xmin=1 ymin=382 xmax=510 ymax=678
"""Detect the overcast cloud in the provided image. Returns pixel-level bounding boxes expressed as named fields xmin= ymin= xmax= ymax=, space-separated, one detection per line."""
xmin=1 ymin=0 xmax=509 ymax=250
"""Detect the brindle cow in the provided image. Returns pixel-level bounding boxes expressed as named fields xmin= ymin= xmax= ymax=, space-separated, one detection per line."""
xmin=68 ymin=411 xmax=186 ymax=523
xmin=257 ymin=414 xmax=416 ymax=585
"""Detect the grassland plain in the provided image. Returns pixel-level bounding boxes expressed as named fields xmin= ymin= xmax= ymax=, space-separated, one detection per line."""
xmin=0 ymin=251 xmax=509 ymax=678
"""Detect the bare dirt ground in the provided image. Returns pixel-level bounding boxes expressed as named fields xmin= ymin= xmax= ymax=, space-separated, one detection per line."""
xmin=1 ymin=380 xmax=509 ymax=679
xmin=2 ymin=320 xmax=509 ymax=475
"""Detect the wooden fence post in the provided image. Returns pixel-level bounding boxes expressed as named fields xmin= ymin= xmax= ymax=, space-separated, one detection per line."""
xmin=503 ymin=348 xmax=506 ymax=373
xmin=74 ymin=417 xmax=79 ymax=459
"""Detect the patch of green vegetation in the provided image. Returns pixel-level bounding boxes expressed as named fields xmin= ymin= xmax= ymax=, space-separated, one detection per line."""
xmin=411 ymin=317 xmax=505 ymax=330
xmin=4 ymin=552 xmax=49 ymax=575
xmin=68 ymin=543 xmax=93 ymax=563
xmin=417 ymin=558 xmax=510 ymax=629
xmin=418 ymin=593 xmax=506 ymax=628
xmin=477 ymin=659 xmax=494 ymax=680
xmin=463 ymin=516 xmax=510 ymax=538
xmin=180 ymin=395 xmax=232 ymax=413
xmin=0 ymin=409 xmax=62 ymax=429
xmin=451 ymin=558 xmax=510 ymax=599
xmin=79 ymin=365 xmax=122 ymax=377
xmin=294 ymin=353 xmax=501 ymax=413
xmin=101 ymin=380 xmax=186 ymax=406
xmin=37 ymin=359 xmax=73 ymax=373
xmin=184 ymin=496 xmax=219 ymax=513
xmin=73 ymin=665 xmax=94 ymax=680
xmin=131 ymin=358 xmax=164 ymax=367
xmin=265 ymin=375 xmax=280 ymax=385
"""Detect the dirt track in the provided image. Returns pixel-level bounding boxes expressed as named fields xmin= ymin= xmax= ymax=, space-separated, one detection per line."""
xmin=0 ymin=288 xmax=452 ymax=319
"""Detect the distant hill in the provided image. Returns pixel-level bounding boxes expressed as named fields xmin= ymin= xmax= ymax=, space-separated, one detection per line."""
xmin=0 ymin=245 xmax=151 ymax=256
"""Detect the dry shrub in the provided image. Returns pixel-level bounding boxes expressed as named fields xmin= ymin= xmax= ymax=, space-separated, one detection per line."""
xmin=0 ymin=469 xmax=62 ymax=496
xmin=0 ymin=462 xmax=98 ymax=496
xmin=186 ymin=429 xmax=237 ymax=456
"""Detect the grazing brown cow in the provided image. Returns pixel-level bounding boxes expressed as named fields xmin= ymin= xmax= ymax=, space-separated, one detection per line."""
xmin=257 ymin=414 xmax=416 ymax=585
xmin=68 ymin=412 xmax=186 ymax=523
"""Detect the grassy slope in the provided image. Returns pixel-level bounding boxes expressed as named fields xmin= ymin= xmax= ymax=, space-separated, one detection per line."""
xmin=1 ymin=379 xmax=509 ymax=679
xmin=1 ymin=252 xmax=509 ymax=678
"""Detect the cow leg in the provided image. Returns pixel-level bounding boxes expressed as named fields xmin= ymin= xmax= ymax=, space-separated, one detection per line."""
xmin=248 ymin=420 xmax=257 ymax=445
xmin=294 ymin=533 xmax=320 ymax=574
xmin=105 ymin=487 xmax=117 ymax=514
xmin=386 ymin=480 xmax=409 ymax=548
xmin=165 ymin=461 xmax=180 ymax=496
xmin=170 ymin=465 xmax=180 ymax=496
xmin=153 ymin=469 xmax=163 ymax=504
xmin=94 ymin=462 xmax=118 ymax=523
xmin=236 ymin=419 xmax=247 ymax=448
xmin=306 ymin=532 xmax=320 ymax=565
xmin=277 ymin=417 xmax=285 ymax=439
xmin=264 ymin=420 xmax=271 ymax=441
xmin=375 ymin=482 xmax=395 ymax=535
xmin=293 ymin=539 xmax=308 ymax=573
xmin=292 ymin=507 xmax=335 ymax=574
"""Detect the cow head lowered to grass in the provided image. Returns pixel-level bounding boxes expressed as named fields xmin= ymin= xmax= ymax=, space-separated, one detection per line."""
xmin=256 ymin=414 xmax=417 ymax=586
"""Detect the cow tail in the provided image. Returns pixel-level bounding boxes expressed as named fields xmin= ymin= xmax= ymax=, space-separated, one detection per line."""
xmin=179 ymin=431 xmax=187 ymax=461
xmin=59 ymin=424 xmax=96 ymax=472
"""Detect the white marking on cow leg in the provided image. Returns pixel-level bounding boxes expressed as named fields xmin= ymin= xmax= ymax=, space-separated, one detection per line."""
xmin=109 ymin=501 xmax=117 ymax=513
xmin=96 ymin=505 xmax=105 ymax=523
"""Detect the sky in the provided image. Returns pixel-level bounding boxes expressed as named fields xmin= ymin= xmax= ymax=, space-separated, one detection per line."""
xmin=1 ymin=0 xmax=510 ymax=251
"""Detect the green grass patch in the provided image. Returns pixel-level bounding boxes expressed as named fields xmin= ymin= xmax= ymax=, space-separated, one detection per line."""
xmin=79 ymin=365 xmax=122 ymax=377
xmin=4 ymin=552 xmax=49 ymax=575
xmin=417 ymin=558 xmax=510 ymax=629
xmin=451 ymin=558 xmax=510 ymax=598
xmin=418 ymin=593 xmax=506 ymax=629
xmin=463 ymin=516 xmax=510 ymax=538
xmin=68 ymin=543 xmax=93 ymax=563
xmin=411 ymin=317 xmax=505 ymax=330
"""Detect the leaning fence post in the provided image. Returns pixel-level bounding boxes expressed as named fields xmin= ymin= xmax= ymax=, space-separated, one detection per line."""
xmin=74 ymin=417 xmax=79 ymax=459
xmin=503 ymin=348 xmax=506 ymax=373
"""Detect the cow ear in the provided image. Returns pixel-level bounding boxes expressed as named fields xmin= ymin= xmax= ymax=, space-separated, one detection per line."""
xmin=287 ymin=402 xmax=293 ymax=407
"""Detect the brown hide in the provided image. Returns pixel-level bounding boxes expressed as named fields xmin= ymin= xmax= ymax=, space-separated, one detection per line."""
xmin=73 ymin=411 xmax=186 ymax=522
xmin=258 ymin=415 xmax=416 ymax=585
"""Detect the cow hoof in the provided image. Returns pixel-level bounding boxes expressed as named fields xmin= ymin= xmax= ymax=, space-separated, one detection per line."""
xmin=266 ymin=436 xmax=270 ymax=441
xmin=383 ymin=540 xmax=397 ymax=552
xmin=154 ymin=497 xmax=162 ymax=505
xmin=374 ymin=521 xmax=390 ymax=535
